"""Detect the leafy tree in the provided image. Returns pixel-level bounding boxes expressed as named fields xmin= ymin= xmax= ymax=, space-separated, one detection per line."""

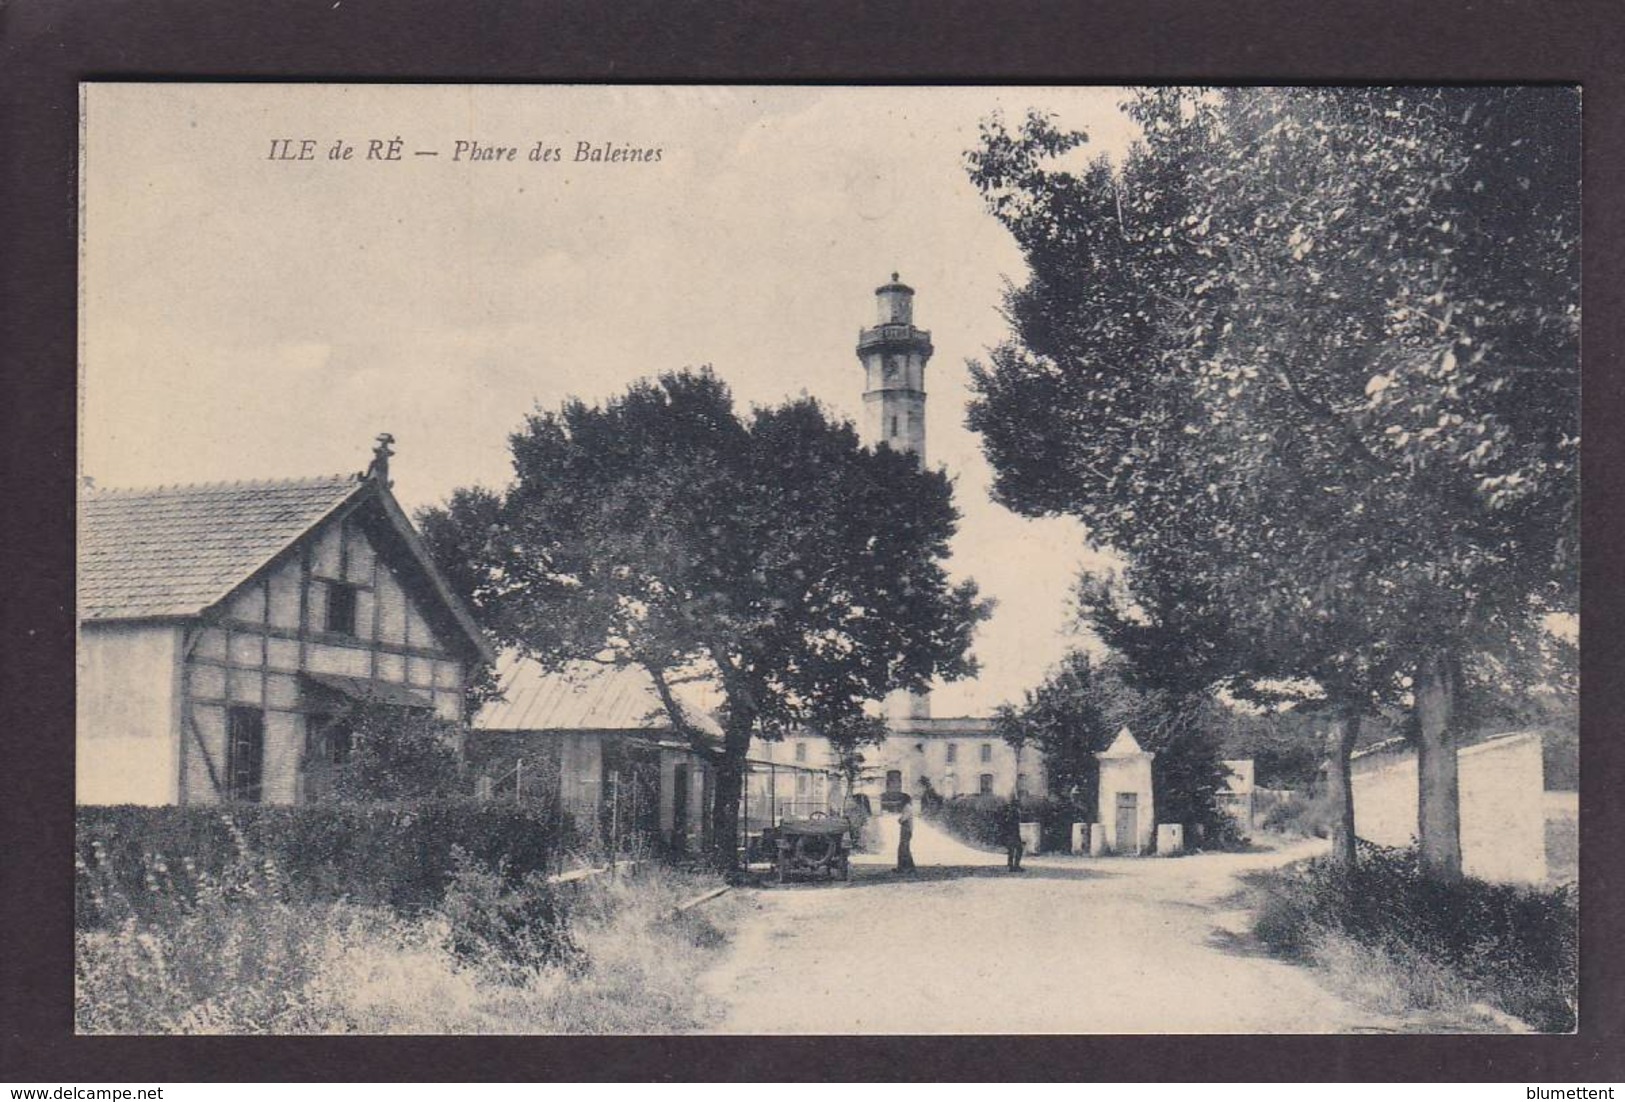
xmin=420 ymin=369 xmax=989 ymax=871
xmin=967 ymin=89 xmax=1578 ymax=876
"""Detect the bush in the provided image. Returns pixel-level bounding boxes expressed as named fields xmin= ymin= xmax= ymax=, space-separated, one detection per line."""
xmin=323 ymin=705 xmax=464 ymax=802
xmin=75 ymin=823 xmax=365 ymax=1033
xmin=75 ymin=826 xmax=740 ymax=1034
xmin=1258 ymin=791 xmax=1333 ymax=838
xmin=1253 ymin=841 xmax=1578 ymax=1032
xmin=438 ymin=847 xmax=583 ymax=981
xmin=77 ymin=801 xmax=581 ymax=924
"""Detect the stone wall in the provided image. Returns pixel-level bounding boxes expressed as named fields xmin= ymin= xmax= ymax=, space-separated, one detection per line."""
xmin=1350 ymin=730 xmax=1547 ymax=884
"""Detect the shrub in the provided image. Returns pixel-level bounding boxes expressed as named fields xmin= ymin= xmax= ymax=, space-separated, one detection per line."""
xmin=1252 ymin=841 xmax=1578 ymax=1032
xmin=75 ymin=824 xmax=357 ymax=1033
xmin=438 ymin=847 xmax=583 ymax=981
xmin=76 ymin=808 xmax=743 ymax=1034
xmin=1258 ymin=791 xmax=1333 ymax=838
xmin=76 ymin=801 xmax=581 ymax=924
xmin=323 ymin=704 xmax=464 ymax=802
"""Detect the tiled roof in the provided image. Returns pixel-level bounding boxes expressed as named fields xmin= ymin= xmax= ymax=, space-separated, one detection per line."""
xmin=79 ymin=475 xmax=363 ymax=621
xmin=476 ymin=654 xmax=723 ymax=738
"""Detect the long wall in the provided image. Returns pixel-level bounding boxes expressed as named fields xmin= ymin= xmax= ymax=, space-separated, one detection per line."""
xmin=77 ymin=623 xmax=183 ymax=804
xmin=1350 ymin=730 xmax=1547 ymax=884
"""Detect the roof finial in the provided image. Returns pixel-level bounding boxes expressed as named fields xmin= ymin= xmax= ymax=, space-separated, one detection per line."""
xmin=363 ymin=432 xmax=396 ymax=486
xmin=892 ymin=271 xmax=900 ymax=282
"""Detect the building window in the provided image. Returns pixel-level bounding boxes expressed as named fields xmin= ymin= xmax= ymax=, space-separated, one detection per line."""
xmin=891 ymin=414 xmax=900 ymax=437
xmin=980 ymin=742 xmax=993 ymax=763
xmin=945 ymin=742 xmax=957 ymax=764
xmin=1017 ymin=773 xmax=1029 ymax=798
xmin=794 ymin=741 xmax=807 ymax=763
xmin=325 ymin=581 xmax=359 ymax=635
xmin=227 ymin=706 xmax=265 ymax=802
xmin=979 ymin=773 xmax=994 ymax=796
xmin=796 ymin=773 xmax=809 ymax=795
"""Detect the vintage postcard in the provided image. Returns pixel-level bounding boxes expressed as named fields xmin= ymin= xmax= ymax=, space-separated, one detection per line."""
xmin=75 ymin=83 xmax=1579 ymax=1035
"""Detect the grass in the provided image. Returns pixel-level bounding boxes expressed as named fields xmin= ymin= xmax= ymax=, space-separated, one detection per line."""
xmin=1247 ymin=841 xmax=1578 ymax=1033
xmin=76 ymin=835 xmax=743 ymax=1034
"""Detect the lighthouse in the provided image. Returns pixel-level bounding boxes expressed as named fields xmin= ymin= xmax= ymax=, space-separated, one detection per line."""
xmin=857 ymin=273 xmax=934 ymax=463
xmin=857 ymin=274 xmax=935 ymax=719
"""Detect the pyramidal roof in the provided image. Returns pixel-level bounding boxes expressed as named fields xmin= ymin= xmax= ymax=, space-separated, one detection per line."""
xmin=1099 ymin=726 xmax=1148 ymax=758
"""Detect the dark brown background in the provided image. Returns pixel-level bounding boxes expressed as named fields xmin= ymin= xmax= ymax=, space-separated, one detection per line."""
xmin=2 ymin=0 xmax=1621 ymax=1082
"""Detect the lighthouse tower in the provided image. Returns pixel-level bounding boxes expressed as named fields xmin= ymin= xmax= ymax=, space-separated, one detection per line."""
xmin=858 ymin=273 xmax=934 ymax=463
xmin=857 ymin=274 xmax=936 ymax=719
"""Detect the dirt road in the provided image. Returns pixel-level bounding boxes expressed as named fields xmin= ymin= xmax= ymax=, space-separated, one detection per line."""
xmin=701 ymin=817 xmax=1406 ymax=1034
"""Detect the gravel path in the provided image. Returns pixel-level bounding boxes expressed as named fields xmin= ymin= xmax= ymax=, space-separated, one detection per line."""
xmin=701 ymin=817 xmax=1407 ymax=1034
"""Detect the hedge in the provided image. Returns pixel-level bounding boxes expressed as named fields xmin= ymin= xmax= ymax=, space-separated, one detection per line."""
xmin=76 ymin=800 xmax=582 ymax=927
xmin=931 ymin=795 xmax=1082 ymax=853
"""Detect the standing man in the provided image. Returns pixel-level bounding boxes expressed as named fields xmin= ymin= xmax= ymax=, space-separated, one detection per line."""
xmin=1001 ymin=798 xmax=1026 ymax=872
xmin=896 ymin=793 xmax=917 ymax=873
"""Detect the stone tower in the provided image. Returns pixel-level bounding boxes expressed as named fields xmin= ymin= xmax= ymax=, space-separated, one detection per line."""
xmin=857 ymin=274 xmax=935 ymax=719
xmin=857 ymin=273 xmax=934 ymax=463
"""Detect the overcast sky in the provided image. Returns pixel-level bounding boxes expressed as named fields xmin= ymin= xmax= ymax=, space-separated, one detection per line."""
xmin=81 ymin=84 xmax=1142 ymax=715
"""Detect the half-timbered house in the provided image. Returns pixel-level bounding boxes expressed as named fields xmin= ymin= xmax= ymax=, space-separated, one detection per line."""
xmin=77 ymin=442 xmax=495 ymax=805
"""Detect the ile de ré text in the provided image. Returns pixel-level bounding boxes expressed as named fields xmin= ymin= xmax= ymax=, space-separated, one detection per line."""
xmin=266 ymin=137 xmax=663 ymax=164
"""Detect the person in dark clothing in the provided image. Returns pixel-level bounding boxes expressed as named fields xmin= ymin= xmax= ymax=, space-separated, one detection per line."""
xmin=895 ymin=793 xmax=917 ymax=873
xmin=1000 ymin=798 xmax=1026 ymax=872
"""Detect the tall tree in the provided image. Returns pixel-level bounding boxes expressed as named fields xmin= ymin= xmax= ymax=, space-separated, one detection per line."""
xmin=967 ymin=89 xmax=1578 ymax=876
xmin=419 ymin=369 xmax=989 ymax=871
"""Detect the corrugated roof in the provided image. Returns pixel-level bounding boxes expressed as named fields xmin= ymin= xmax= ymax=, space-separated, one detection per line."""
xmin=476 ymin=654 xmax=723 ymax=738
xmin=79 ymin=475 xmax=363 ymax=621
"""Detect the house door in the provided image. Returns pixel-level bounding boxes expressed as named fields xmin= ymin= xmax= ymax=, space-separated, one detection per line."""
xmin=227 ymin=706 xmax=265 ymax=803
xmin=672 ymin=764 xmax=690 ymax=854
xmin=1115 ymin=792 xmax=1139 ymax=853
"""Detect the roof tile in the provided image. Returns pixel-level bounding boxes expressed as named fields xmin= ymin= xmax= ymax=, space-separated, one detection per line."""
xmin=79 ymin=475 xmax=362 ymax=621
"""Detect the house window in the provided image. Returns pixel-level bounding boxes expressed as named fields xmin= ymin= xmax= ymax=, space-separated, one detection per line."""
xmin=796 ymin=773 xmax=809 ymax=794
xmin=1017 ymin=773 xmax=1029 ymax=798
xmin=980 ymin=742 xmax=993 ymax=763
xmin=891 ymin=414 xmax=900 ymax=437
xmin=979 ymin=773 xmax=994 ymax=796
xmin=325 ymin=582 xmax=359 ymax=636
xmin=227 ymin=706 xmax=265 ymax=802
xmin=794 ymin=741 xmax=807 ymax=763
xmin=945 ymin=742 xmax=958 ymax=764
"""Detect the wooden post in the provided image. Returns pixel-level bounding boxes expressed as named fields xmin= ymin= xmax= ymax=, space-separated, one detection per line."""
xmin=609 ymin=770 xmax=621 ymax=872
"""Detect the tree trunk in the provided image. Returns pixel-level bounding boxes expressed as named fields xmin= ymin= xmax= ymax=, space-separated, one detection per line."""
xmin=1415 ymin=648 xmax=1464 ymax=882
xmin=1323 ymin=710 xmax=1361 ymax=869
xmin=707 ymin=720 xmax=754 ymax=876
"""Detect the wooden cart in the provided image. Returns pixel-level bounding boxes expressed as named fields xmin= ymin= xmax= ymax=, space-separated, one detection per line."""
xmin=772 ymin=815 xmax=853 ymax=883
